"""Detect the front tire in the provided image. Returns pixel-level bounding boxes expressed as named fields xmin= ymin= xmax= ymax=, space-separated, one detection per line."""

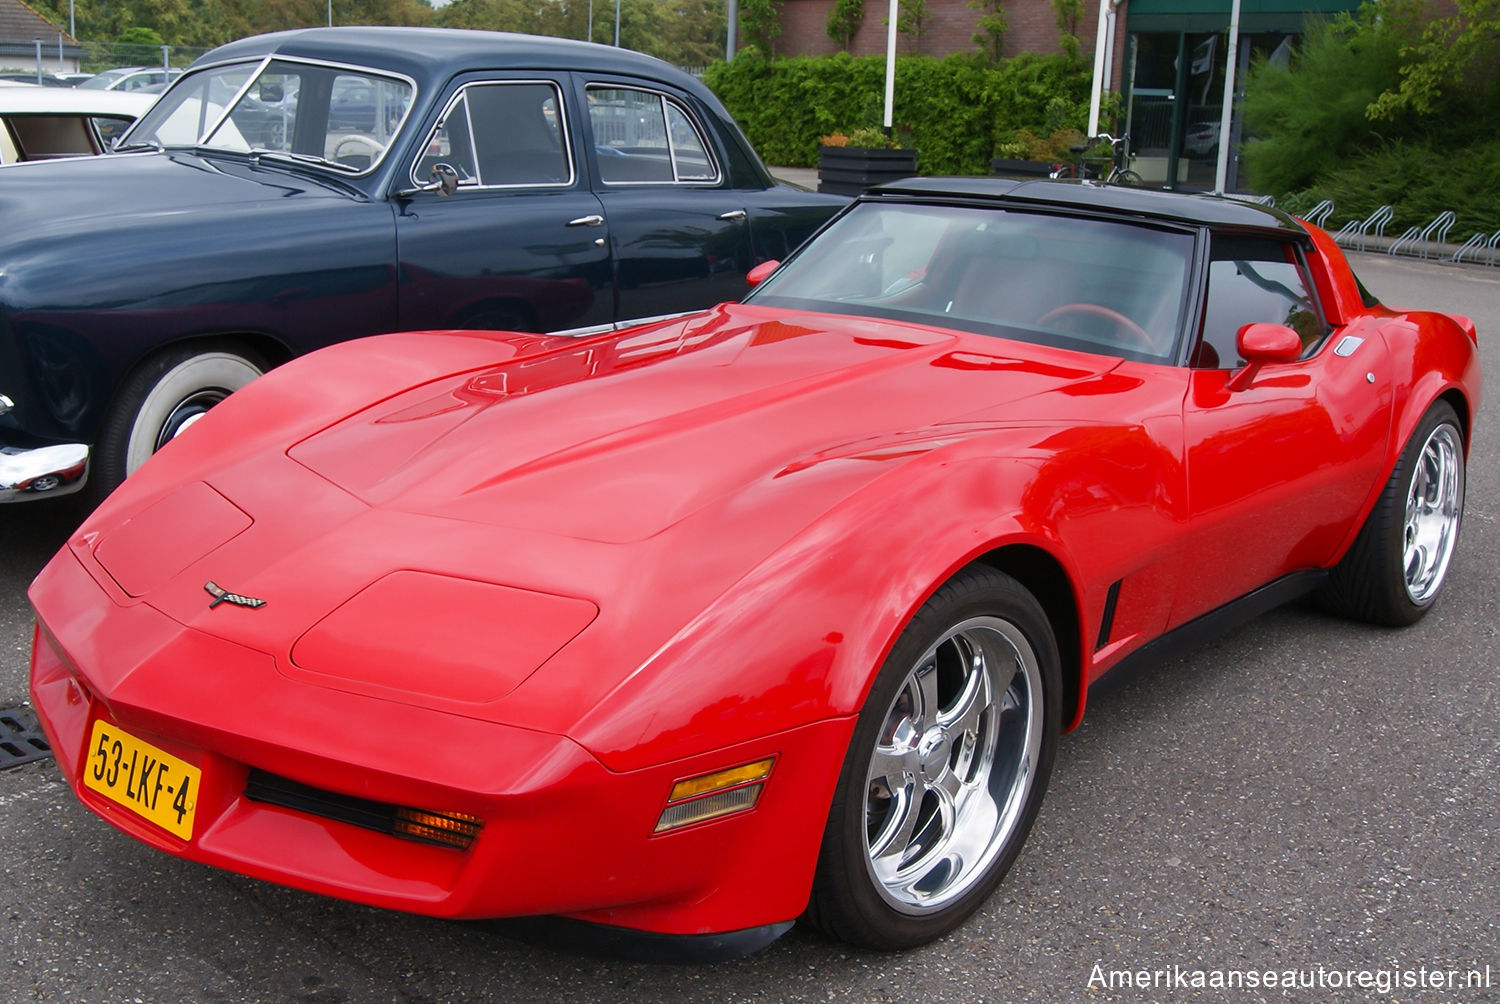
xmin=88 ymin=343 xmax=264 ymax=506
xmin=806 ymin=566 xmax=1060 ymax=950
xmin=1320 ymin=400 xmax=1466 ymax=625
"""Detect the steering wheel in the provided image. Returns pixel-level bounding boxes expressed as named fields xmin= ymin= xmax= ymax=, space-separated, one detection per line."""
xmin=1036 ymin=302 xmax=1154 ymax=350
xmin=332 ymin=134 xmax=384 ymax=166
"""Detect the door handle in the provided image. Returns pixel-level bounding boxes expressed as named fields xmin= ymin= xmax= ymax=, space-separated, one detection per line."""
xmin=567 ymin=215 xmax=605 ymax=227
xmin=717 ymin=209 xmax=748 ymax=221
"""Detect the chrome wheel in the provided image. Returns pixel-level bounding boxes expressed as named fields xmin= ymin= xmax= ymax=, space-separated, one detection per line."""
xmin=1403 ymin=423 xmax=1464 ymax=604
xmin=863 ymin=615 xmax=1043 ymax=914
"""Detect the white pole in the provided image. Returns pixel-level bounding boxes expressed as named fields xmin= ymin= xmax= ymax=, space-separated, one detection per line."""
xmin=883 ymin=0 xmax=899 ymax=132
xmin=1086 ymin=0 xmax=1112 ymax=136
xmin=726 ymin=0 xmax=738 ymax=59
xmin=1214 ymin=0 xmax=1241 ymax=193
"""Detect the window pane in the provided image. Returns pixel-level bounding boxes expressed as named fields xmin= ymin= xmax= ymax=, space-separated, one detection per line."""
xmin=665 ymin=101 xmax=715 ymax=180
xmin=132 ymin=63 xmax=253 ymax=146
xmin=465 ymin=83 xmax=569 ymax=185
xmin=1197 ymin=237 xmax=1324 ymax=367
xmin=589 ymin=87 xmax=673 ymax=183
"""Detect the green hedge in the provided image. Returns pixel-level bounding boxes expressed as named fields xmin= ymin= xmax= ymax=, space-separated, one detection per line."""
xmin=703 ymin=50 xmax=1092 ymax=175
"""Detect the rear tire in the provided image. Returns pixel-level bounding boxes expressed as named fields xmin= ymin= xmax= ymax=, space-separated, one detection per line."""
xmin=806 ymin=566 xmax=1060 ymax=949
xmin=1319 ymin=400 xmax=1465 ymax=625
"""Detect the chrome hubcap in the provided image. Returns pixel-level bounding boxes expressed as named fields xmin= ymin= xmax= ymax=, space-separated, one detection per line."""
xmin=1403 ymin=423 xmax=1463 ymax=605
xmin=154 ymin=389 xmax=230 ymax=453
xmin=863 ymin=616 xmax=1042 ymax=914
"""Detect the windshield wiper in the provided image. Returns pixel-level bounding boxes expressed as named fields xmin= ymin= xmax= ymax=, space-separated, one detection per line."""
xmin=251 ymin=149 xmax=361 ymax=174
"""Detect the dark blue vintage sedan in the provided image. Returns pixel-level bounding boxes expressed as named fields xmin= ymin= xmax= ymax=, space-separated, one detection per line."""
xmin=0 ymin=28 xmax=846 ymax=505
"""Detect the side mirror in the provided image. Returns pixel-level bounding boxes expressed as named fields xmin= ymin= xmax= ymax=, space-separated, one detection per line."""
xmin=1226 ymin=323 xmax=1302 ymax=391
xmin=426 ymin=163 xmax=460 ymax=197
xmin=398 ymin=163 xmax=460 ymax=199
xmin=746 ymin=259 xmax=780 ymax=286
xmin=258 ymin=81 xmax=284 ymax=102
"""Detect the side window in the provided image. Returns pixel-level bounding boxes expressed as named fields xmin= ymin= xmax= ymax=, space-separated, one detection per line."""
xmin=587 ymin=85 xmax=720 ymax=184
xmin=1195 ymin=236 xmax=1327 ymax=368
xmin=413 ymin=81 xmax=570 ymax=189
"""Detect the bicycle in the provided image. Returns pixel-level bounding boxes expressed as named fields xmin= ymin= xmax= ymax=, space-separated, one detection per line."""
xmin=1048 ymin=133 xmax=1143 ymax=186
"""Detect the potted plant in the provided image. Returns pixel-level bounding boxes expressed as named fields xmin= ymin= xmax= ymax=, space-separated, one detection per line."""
xmin=990 ymin=129 xmax=1082 ymax=178
xmin=817 ymin=127 xmax=918 ymax=196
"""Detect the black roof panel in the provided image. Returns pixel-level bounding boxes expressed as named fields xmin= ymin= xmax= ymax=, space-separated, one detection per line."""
xmin=867 ymin=176 xmax=1306 ymax=237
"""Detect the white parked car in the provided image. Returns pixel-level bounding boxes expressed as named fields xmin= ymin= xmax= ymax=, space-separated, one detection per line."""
xmin=0 ymin=87 xmax=154 ymax=163
xmin=78 ymin=66 xmax=184 ymax=93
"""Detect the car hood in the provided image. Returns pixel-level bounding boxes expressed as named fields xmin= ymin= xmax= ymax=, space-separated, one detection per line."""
xmin=285 ymin=305 xmax=1121 ymax=542
xmin=0 ymin=150 xmax=357 ymax=242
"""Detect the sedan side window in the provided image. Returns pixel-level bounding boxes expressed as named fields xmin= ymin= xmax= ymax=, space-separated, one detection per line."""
xmin=587 ymin=86 xmax=720 ymax=184
xmin=1195 ymin=237 xmax=1327 ymax=367
xmin=413 ymin=82 xmax=571 ymax=189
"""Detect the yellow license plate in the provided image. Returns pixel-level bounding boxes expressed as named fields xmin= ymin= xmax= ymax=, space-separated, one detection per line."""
xmin=83 ymin=719 xmax=200 ymax=841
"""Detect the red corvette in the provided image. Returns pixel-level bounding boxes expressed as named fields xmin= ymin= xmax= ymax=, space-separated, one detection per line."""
xmin=29 ymin=179 xmax=1480 ymax=958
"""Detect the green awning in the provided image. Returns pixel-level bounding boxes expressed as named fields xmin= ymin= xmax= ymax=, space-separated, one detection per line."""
xmin=1126 ymin=0 xmax=1358 ymax=33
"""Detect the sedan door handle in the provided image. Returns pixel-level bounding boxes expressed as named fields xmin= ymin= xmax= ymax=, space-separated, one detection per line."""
xmin=717 ymin=210 xmax=748 ymax=221
xmin=567 ymin=215 xmax=605 ymax=227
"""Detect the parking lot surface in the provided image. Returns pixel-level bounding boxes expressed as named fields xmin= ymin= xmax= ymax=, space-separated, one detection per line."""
xmin=2 ymin=252 xmax=1496 ymax=1002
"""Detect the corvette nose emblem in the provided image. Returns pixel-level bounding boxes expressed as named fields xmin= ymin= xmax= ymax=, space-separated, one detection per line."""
xmin=204 ymin=581 xmax=267 ymax=610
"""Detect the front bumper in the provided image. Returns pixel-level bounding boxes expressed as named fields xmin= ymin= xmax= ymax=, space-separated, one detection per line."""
xmin=28 ymin=545 xmax=848 ymax=942
xmin=0 ymin=442 xmax=88 ymax=502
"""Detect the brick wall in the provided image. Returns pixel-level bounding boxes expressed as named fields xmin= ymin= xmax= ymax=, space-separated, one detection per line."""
xmin=771 ymin=0 xmax=1127 ymax=87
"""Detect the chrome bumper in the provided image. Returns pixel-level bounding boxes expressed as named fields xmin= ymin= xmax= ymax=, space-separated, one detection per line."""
xmin=0 ymin=443 xmax=89 ymax=502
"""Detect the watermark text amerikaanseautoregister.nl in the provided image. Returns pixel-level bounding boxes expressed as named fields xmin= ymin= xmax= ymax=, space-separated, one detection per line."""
xmin=1088 ymin=963 xmax=1493 ymax=996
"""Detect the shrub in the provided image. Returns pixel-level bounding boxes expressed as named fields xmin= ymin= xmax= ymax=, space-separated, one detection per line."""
xmin=703 ymin=50 xmax=1091 ymax=174
xmin=1296 ymin=140 xmax=1500 ymax=242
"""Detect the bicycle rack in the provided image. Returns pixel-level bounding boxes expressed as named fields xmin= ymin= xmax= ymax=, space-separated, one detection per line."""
xmin=1304 ymin=200 xmax=1335 ymax=228
xmin=1332 ymin=205 xmax=1393 ymax=251
xmin=1388 ymin=210 xmax=1456 ymax=259
xmin=1450 ymin=229 xmax=1500 ymax=267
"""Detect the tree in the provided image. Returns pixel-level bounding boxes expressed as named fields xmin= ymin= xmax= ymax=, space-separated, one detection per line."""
xmin=1368 ymin=0 xmax=1500 ymax=118
xmin=739 ymin=0 xmax=782 ymax=54
xmin=826 ymin=0 xmax=864 ymax=49
xmin=1051 ymin=0 xmax=1082 ymax=59
xmin=897 ymin=0 xmax=929 ymax=50
xmin=969 ymin=0 xmax=1006 ymax=62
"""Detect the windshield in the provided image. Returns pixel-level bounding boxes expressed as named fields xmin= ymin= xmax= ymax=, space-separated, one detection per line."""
xmin=746 ymin=202 xmax=1196 ymax=363
xmin=123 ymin=57 xmax=415 ymax=174
xmin=78 ymin=70 xmax=125 ymax=90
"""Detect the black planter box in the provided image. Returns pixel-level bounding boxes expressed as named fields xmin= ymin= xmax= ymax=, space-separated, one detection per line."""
xmin=817 ymin=146 xmax=918 ymax=196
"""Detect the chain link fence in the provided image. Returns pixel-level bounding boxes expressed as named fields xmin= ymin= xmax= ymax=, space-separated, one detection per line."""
xmin=1 ymin=40 xmax=213 ymax=79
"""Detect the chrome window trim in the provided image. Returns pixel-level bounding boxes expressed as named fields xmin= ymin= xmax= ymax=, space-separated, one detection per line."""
xmin=585 ymin=82 xmax=722 ymax=187
xmin=407 ymin=79 xmax=576 ymax=192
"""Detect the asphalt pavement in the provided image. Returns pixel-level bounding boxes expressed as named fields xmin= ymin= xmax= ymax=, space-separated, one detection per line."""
xmin=1 ymin=252 xmax=1496 ymax=1002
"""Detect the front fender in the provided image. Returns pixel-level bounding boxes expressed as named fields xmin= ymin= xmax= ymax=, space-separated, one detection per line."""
xmin=571 ymin=419 xmax=1185 ymax=773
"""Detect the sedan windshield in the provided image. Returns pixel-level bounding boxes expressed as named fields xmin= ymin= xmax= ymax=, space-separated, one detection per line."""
xmin=747 ymin=202 xmax=1196 ymax=363
xmin=123 ymin=58 xmax=414 ymax=174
